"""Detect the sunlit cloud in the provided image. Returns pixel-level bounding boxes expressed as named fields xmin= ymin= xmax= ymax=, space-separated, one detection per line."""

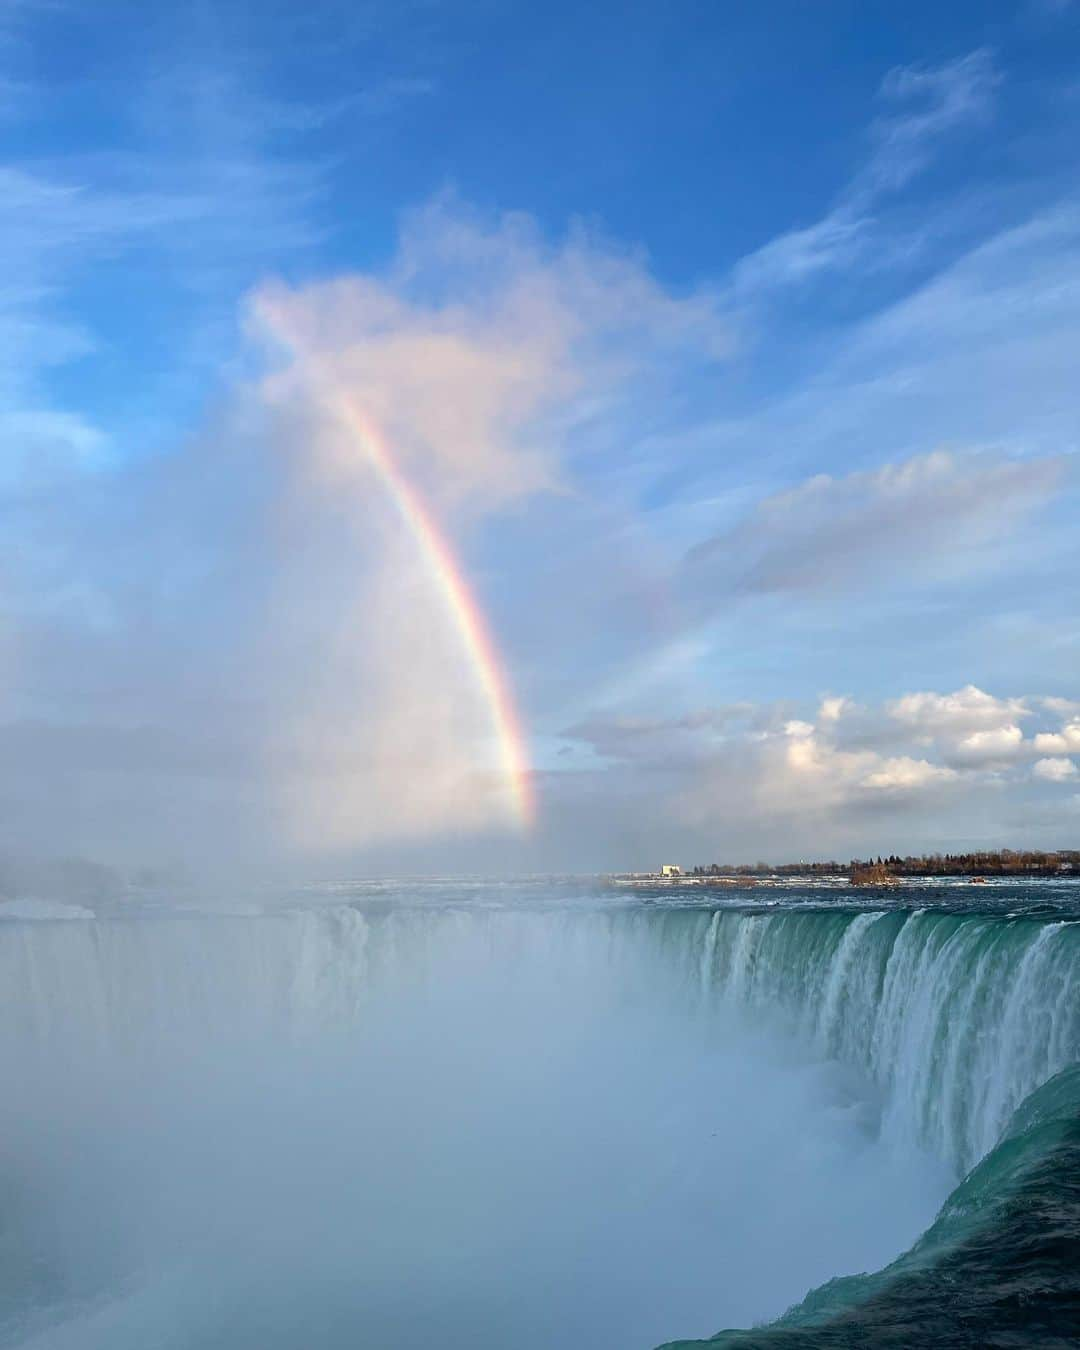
xmin=558 ymin=683 xmax=1080 ymax=862
xmin=0 ymin=199 xmax=727 ymax=867
xmin=1032 ymin=756 xmax=1078 ymax=781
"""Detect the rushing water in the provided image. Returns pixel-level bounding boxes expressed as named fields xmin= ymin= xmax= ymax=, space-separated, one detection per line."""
xmin=0 ymin=878 xmax=1077 ymax=1348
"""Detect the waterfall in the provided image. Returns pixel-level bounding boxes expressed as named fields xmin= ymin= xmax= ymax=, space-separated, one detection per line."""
xmin=4 ymin=899 xmax=1075 ymax=1176
xmin=698 ymin=906 xmax=1079 ymax=1173
xmin=1 ymin=894 xmax=1077 ymax=1349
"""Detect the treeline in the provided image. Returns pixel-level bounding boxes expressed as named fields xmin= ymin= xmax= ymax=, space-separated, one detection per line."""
xmin=690 ymin=850 xmax=1080 ymax=878
xmin=853 ymin=850 xmax=1080 ymax=877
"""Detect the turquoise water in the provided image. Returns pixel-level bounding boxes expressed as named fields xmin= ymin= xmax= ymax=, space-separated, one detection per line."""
xmin=660 ymin=1064 xmax=1080 ymax=1348
xmin=0 ymin=879 xmax=1077 ymax=1347
xmin=648 ymin=882 xmax=1080 ymax=1347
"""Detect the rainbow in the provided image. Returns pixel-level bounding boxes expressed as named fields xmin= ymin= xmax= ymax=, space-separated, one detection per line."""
xmin=255 ymin=296 xmax=535 ymax=832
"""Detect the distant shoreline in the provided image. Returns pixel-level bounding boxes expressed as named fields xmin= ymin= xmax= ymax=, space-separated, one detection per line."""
xmin=610 ymin=850 xmax=1080 ymax=887
xmin=608 ymin=872 xmax=1079 ymax=889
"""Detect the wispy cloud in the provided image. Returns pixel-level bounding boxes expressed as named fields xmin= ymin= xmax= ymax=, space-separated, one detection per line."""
xmin=0 ymin=25 xmax=339 ymax=486
xmin=660 ymin=204 xmax=1080 ymax=514
xmin=866 ymin=50 xmax=998 ymax=193
xmin=683 ymin=449 xmax=1062 ymax=606
xmin=733 ymin=49 xmax=998 ymax=297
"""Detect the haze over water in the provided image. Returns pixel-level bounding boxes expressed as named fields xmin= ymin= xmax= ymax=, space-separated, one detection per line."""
xmin=3 ymin=879 xmax=1077 ymax=1348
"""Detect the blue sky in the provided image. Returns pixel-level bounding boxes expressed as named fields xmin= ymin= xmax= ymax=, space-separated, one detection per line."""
xmin=4 ymin=0 xmax=1080 ymax=873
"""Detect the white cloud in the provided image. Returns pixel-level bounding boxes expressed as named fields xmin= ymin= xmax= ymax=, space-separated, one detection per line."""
xmin=569 ymin=694 xmax=964 ymax=842
xmin=889 ymin=684 xmax=1030 ymax=737
xmin=951 ymin=724 xmax=1026 ymax=765
xmin=562 ymin=681 xmax=1080 ymax=860
xmin=887 ymin=686 xmax=1048 ymax=767
xmin=861 ymin=756 xmax=957 ymax=791
xmin=1033 ymin=720 xmax=1080 ymax=754
xmin=1033 ymin=756 xmax=1078 ymax=782
xmin=1041 ymin=696 xmax=1080 ymax=716
xmin=768 ymin=729 xmax=956 ymax=808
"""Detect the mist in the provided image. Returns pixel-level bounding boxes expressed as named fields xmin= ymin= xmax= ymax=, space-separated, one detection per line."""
xmin=0 ymin=200 xmax=730 ymax=882
xmin=0 ymin=901 xmax=951 ymax=1350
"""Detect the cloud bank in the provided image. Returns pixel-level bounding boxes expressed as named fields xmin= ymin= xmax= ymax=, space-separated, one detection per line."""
xmin=557 ymin=685 xmax=1080 ymax=863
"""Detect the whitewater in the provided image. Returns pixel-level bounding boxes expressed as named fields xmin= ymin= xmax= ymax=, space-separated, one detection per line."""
xmin=0 ymin=879 xmax=1077 ymax=1348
